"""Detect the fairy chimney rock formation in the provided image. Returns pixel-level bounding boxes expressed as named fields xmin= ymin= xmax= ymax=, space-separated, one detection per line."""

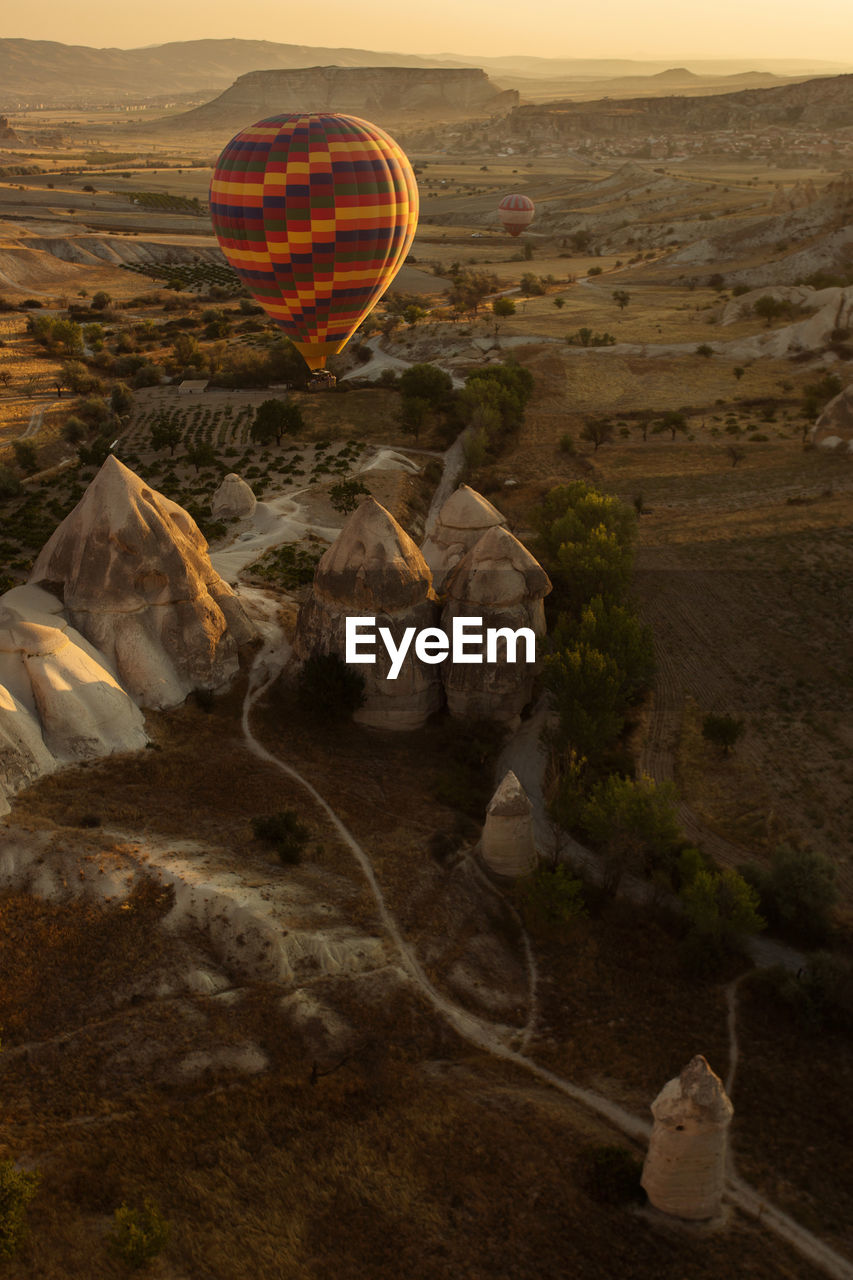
xmin=481 ymin=770 xmax=538 ymax=877
xmin=421 ymin=485 xmax=507 ymax=591
xmin=29 ymin=456 xmax=256 ymax=709
xmin=641 ymin=1055 xmax=733 ymax=1220
xmin=441 ymin=524 xmax=551 ymax=724
xmin=211 ymin=472 xmax=257 ymax=519
xmin=294 ymin=497 xmax=443 ymax=730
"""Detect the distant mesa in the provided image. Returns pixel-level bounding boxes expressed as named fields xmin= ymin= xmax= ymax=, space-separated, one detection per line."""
xmin=211 ymin=473 xmax=257 ymax=520
xmin=162 ymin=66 xmax=517 ymax=133
xmin=421 ymin=484 xmax=507 ymax=593
xmin=441 ymin=524 xmax=551 ymax=725
xmin=641 ymin=1055 xmax=733 ymax=1220
xmin=294 ymin=496 xmax=443 ymax=731
xmin=29 ymin=456 xmax=256 ymax=710
xmin=481 ymin=770 xmax=538 ymax=878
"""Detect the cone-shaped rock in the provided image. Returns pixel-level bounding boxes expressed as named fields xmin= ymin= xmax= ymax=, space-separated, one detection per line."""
xmin=0 ymin=605 xmax=147 ymax=763
xmin=29 ymin=456 xmax=255 ymax=709
xmin=641 ymin=1055 xmax=733 ymax=1221
xmin=211 ymin=472 xmax=257 ymax=519
xmin=481 ymin=770 xmax=537 ymax=877
xmin=422 ymin=484 xmax=507 ymax=592
xmin=294 ymin=498 xmax=443 ymax=730
xmin=442 ymin=525 xmax=551 ymax=723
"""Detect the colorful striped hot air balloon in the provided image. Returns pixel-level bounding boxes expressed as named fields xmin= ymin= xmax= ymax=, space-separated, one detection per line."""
xmin=498 ymin=193 xmax=535 ymax=238
xmin=209 ymin=113 xmax=418 ymax=371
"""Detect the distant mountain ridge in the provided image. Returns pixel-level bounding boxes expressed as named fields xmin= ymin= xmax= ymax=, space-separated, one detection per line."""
xmin=0 ymin=37 xmax=850 ymax=107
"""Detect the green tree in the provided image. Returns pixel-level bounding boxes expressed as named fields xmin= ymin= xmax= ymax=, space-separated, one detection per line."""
xmin=251 ymin=398 xmax=305 ymax=446
xmin=545 ymin=643 xmax=624 ymax=765
xmin=702 ymin=713 xmax=745 ymax=756
xmin=553 ymin=296 xmax=566 ymax=309
xmin=398 ymin=362 xmax=453 ymax=409
xmin=579 ymin=418 xmax=614 ymax=452
xmin=654 ymin=410 xmax=688 ymax=440
xmin=733 ymin=366 xmax=745 ymax=381
xmin=329 ymin=479 xmax=370 ymax=515
xmin=12 ymin=440 xmax=38 ymax=474
xmin=581 ymin=774 xmax=683 ymax=889
xmin=802 ymin=373 xmax=842 ymax=420
xmin=520 ymin=864 xmax=587 ymax=931
xmin=110 ymin=382 xmax=135 ymax=416
xmin=612 ymin=289 xmax=630 ymax=311
xmin=186 ymin=442 xmax=217 ymax=473
xmin=680 ymin=865 xmax=764 ymax=968
xmin=149 ymin=412 xmax=182 ymax=456
xmin=91 ymin=290 xmax=112 ymax=311
xmin=555 ymin=595 xmax=654 ymax=705
xmin=492 ymin=296 xmax=516 ymax=317
xmin=399 ymin=395 xmax=430 ymax=441
xmin=748 ymin=845 xmax=838 ymax=945
xmin=252 ymin=811 xmax=310 ymax=864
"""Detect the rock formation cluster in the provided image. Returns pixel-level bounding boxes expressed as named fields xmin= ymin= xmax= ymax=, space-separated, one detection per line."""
xmin=641 ymin=1055 xmax=733 ymax=1220
xmin=481 ymin=770 xmax=538 ymax=877
xmin=30 ymin=456 xmax=255 ymax=709
xmin=0 ymin=589 xmax=147 ymax=815
xmin=294 ymin=497 xmax=443 ymax=731
xmin=421 ymin=484 xmax=507 ymax=592
xmin=441 ymin=525 xmax=551 ymax=725
xmin=810 ymin=381 xmax=853 ymax=453
xmin=295 ymin=489 xmax=550 ymax=730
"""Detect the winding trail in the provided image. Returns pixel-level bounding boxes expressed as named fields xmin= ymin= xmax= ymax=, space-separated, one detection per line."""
xmin=240 ymin=635 xmax=853 ymax=1280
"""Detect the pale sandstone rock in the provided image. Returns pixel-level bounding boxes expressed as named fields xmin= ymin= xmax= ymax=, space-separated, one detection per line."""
xmin=29 ymin=456 xmax=255 ymax=709
xmin=421 ymin=484 xmax=507 ymax=592
xmin=441 ymin=525 xmax=551 ymax=724
xmin=0 ymin=683 xmax=56 ymax=817
xmin=481 ymin=770 xmax=538 ymax=877
xmin=294 ymin=497 xmax=443 ymax=730
xmin=211 ymin=472 xmax=257 ymax=519
xmin=0 ymin=607 xmax=147 ymax=763
xmin=641 ymin=1055 xmax=733 ymax=1220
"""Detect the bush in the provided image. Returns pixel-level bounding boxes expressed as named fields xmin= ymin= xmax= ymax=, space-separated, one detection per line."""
xmin=702 ymin=713 xmax=745 ymax=755
xmin=519 ymin=864 xmax=587 ymax=930
xmin=581 ymin=774 xmax=682 ymax=889
xmin=252 ymin=811 xmax=310 ymax=864
xmin=746 ymin=845 xmax=838 ymax=945
xmin=0 ymin=1161 xmax=40 ymax=1260
xmin=579 ymin=1145 xmax=644 ymax=1205
xmin=297 ymin=652 xmax=365 ymax=721
xmin=679 ymin=864 xmax=764 ymax=974
xmin=107 ymin=1198 xmax=170 ymax=1269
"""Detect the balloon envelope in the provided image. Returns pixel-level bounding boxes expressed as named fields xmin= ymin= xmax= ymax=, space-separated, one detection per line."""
xmin=210 ymin=113 xmax=418 ymax=369
xmin=498 ymin=193 xmax=535 ymax=238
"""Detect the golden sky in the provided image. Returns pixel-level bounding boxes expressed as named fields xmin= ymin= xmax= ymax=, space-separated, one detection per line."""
xmin=8 ymin=0 xmax=853 ymax=63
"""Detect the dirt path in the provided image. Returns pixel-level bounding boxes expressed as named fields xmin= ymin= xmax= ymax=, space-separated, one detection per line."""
xmin=241 ymin=639 xmax=853 ymax=1280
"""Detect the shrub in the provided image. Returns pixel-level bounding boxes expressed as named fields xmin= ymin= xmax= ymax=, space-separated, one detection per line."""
xmin=0 ymin=1161 xmax=40 ymax=1260
xmin=579 ymin=1145 xmax=644 ymax=1205
xmin=107 ymin=1198 xmax=170 ymax=1269
xmin=746 ymin=845 xmax=838 ymax=945
xmin=297 ymin=652 xmax=365 ymax=721
xmin=679 ymin=865 xmax=764 ymax=974
xmin=12 ymin=440 xmax=38 ymax=474
xmin=329 ymin=479 xmax=370 ymax=515
xmin=702 ymin=713 xmax=745 ymax=755
xmin=519 ymin=864 xmax=587 ymax=930
xmin=581 ymin=774 xmax=682 ymax=889
xmin=252 ymin=811 xmax=310 ymax=864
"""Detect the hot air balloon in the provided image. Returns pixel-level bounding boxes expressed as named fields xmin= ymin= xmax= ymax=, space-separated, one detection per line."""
xmin=498 ymin=193 xmax=535 ymax=238
xmin=209 ymin=113 xmax=418 ymax=373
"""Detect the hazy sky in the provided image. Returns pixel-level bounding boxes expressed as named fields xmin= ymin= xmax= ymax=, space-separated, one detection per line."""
xmin=8 ymin=0 xmax=853 ymax=62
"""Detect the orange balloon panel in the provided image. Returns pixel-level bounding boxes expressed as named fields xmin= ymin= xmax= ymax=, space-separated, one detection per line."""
xmin=210 ymin=113 xmax=418 ymax=369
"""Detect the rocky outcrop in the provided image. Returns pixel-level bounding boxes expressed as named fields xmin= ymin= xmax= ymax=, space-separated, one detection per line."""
xmin=481 ymin=770 xmax=537 ymax=877
xmin=166 ymin=67 xmax=517 ymax=134
xmin=29 ymin=456 xmax=255 ymax=710
xmin=441 ymin=526 xmax=551 ymax=724
xmin=294 ymin=497 xmax=443 ymax=731
xmin=211 ymin=473 xmax=257 ymax=519
xmin=810 ymin=382 xmax=853 ymax=452
xmin=0 ymin=594 xmax=147 ymax=814
xmin=641 ymin=1055 xmax=733 ymax=1220
xmin=421 ymin=485 xmax=507 ymax=592
xmin=0 ymin=115 xmax=21 ymax=145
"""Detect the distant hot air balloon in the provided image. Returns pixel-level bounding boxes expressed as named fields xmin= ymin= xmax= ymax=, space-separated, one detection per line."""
xmin=498 ymin=193 xmax=535 ymax=238
xmin=209 ymin=113 xmax=418 ymax=372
